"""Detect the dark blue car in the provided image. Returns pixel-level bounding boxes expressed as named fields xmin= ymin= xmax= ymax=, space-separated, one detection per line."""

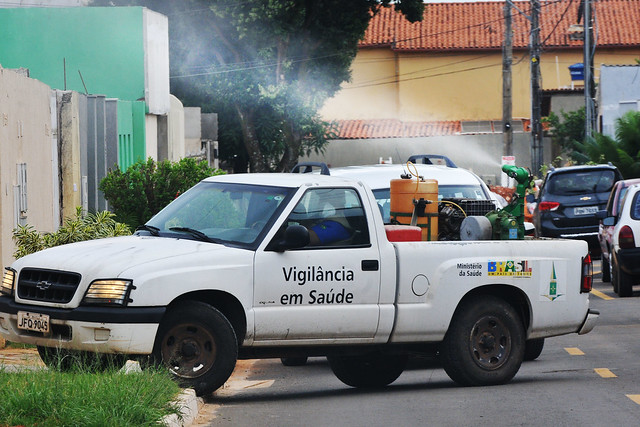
xmin=533 ymin=164 xmax=623 ymax=251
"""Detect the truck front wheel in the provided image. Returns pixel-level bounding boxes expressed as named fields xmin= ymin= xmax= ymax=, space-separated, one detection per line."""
xmin=150 ymin=302 xmax=238 ymax=396
xmin=328 ymin=353 xmax=407 ymax=388
xmin=440 ymin=295 xmax=525 ymax=386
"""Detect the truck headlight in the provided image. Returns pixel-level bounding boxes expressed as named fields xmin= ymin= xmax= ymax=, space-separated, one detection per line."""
xmin=82 ymin=279 xmax=134 ymax=306
xmin=1 ymin=268 xmax=16 ymax=296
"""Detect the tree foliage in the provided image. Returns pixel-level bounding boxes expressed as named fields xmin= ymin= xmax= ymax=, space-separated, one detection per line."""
xmin=13 ymin=208 xmax=131 ymax=259
xmin=544 ymin=107 xmax=586 ymax=157
xmin=90 ymin=0 xmax=424 ymax=172
xmin=571 ymin=111 xmax=640 ymax=178
xmin=99 ymin=157 xmax=224 ymax=230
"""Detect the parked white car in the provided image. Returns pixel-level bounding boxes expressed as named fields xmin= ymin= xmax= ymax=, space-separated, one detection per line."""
xmin=598 ymin=183 xmax=640 ymax=297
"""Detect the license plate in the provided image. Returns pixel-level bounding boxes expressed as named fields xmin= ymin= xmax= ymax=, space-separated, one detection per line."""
xmin=574 ymin=206 xmax=598 ymax=216
xmin=17 ymin=311 xmax=50 ymax=333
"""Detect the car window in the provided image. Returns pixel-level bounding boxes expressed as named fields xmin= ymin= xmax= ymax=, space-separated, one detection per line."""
xmin=617 ymin=186 xmax=630 ymax=217
xmin=547 ymin=170 xmax=616 ymax=195
xmin=632 ymin=192 xmax=640 ymax=220
xmin=284 ymin=187 xmax=370 ymax=247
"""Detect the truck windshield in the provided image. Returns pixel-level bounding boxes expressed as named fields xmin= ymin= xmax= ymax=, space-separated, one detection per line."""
xmin=144 ymin=181 xmax=293 ymax=246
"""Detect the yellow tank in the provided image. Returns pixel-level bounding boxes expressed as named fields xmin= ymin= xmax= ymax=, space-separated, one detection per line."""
xmin=390 ymin=178 xmax=438 ymax=241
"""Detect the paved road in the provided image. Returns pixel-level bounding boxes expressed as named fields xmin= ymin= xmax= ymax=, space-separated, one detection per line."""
xmin=196 ymin=262 xmax=640 ymax=426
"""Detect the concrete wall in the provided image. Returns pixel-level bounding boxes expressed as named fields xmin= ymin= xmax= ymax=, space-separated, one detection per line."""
xmin=57 ymin=91 xmax=83 ymax=220
xmin=0 ymin=7 xmax=168 ymax=111
xmin=599 ymin=65 xmax=640 ymax=137
xmin=184 ymin=107 xmax=202 ymax=156
xmin=143 ymin=8 xmax=170 ymax=115
xmin=300 ymin=133 xmax=551 ymax=184
xmin=167 ymin=95 xmax=185 ymax=161
xmin=0 ymin=67 xmax=57 ymax=267
xmin=321 ymin=49 xmax=640 ymax=122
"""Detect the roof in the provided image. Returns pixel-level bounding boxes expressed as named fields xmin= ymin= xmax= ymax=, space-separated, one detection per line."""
xmin=363 ymin=0 xmax=640 ymax=52
xmin=327 ymin=163 xmax=488 ymax=190
xmin=335 ymin=119 xmax=461 ymax=139
xmin=203 ymin=172 xmax=362 ymax=188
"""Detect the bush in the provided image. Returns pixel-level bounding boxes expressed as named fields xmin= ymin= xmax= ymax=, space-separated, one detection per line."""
xmin=13 ymin=208 xmax=131 ymax=259
xmin=99 ymin=157 xmax=224 ymax=230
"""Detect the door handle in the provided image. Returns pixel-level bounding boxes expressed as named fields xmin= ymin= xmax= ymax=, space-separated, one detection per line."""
xmin=361 ymin=259 xmax=379 ymax=271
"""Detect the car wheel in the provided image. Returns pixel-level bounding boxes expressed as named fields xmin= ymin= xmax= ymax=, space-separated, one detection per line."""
xmin=328 ymin=353 xmax=407 ymax=388
xmin=280 ymin=357 xmax=308 ymax=366
xmin=613 ymin=254 xmax=634 ymax=297
xmin=147 ymin=301 xmax=238 ymax=396
xmin=523 ymin=338 xmax=545 ymax=361
xmin=37 ymin=346 xmax=127 ymax=372
xmin=601 ymin=253 xmax=611 ymax=283
xmin=440 ymin=295 xmax=525 ymax=386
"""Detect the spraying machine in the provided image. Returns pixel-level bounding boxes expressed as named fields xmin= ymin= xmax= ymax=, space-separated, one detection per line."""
xmin=388 ymin=162 xmax=532 ymax=242
xmin=461 ymin=164 xmax=532 ymax=241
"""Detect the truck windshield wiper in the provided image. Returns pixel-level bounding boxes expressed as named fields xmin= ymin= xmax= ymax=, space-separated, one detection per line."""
xmin=169 ymin=227 xmax=219 ymax=243
xmin=136 ymin=224 xmax=160 ymax=236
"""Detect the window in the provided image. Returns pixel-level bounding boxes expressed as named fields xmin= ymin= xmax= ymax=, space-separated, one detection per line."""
xmin=284 ymin=188 xmax=369 ymax=247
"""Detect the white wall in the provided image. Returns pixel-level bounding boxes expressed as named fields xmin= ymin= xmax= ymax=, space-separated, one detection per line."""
xmin=0 ymin=67 xmax=57 ymax=267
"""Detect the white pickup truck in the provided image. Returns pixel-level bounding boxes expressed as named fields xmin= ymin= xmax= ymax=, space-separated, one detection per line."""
xmin=0 ymin=173 xmax=598 ymax=396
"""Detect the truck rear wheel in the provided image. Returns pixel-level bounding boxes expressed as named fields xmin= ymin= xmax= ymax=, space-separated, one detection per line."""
xmin=150 ymin=301 xmax=238 ymax=396
xmin=280 ymin=357 xmax=308 ymax=366
xmin=523 ymin=338 xmax=545 ymax=361
xmin=328 ymin=353 xmax=407 ymax=388
xmin=37 ymin=346 xmax=127 ymax=372
xmin=440 ymin=295 xmax=525 ymax=386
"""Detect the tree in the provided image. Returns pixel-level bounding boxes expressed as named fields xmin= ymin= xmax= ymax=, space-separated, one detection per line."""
xmin=544 ymin=107 xmax=586 ymax=158
xmin=91 ymin=0 xmax=424 ymax=172
xmin=572 ymin=111 xmax=640 ymax=178
xmin=99 ymin=157 xmax=223 ymax=230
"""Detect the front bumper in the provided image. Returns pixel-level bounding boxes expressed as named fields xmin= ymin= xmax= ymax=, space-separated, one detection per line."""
xmin=578 ymin=308 xmax=600 ymax=335
xmin=0 ymin=296 xmax=165 ymax=354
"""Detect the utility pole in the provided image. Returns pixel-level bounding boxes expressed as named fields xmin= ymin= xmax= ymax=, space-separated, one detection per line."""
xmin=502 ymin=1 xmax=513 ymax=157
xmin=530 ymin=0 xmax=543 ymax=175
xmin=583 ymin=0 xmax=596 ymax=138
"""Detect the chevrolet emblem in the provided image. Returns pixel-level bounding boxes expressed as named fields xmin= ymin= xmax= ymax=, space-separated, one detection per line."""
xmin=36 ymin=280 xmax=53 ymax=291
xmin=580 ymin=196 xmax=592 ymax=201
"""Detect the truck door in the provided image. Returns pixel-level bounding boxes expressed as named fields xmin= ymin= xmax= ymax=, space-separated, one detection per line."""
xmin=253 ymin=187 xmax=382 ymax=342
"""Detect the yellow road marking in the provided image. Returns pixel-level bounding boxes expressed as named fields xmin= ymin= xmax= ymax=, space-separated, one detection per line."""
xmin=591 ymin=289 xmax=614 ymax=300
xmin=627 ymin=395 xmax=640 ymax=405
xmin=565 ymin=347 xmax=585 ymax=355
xmin=594 ymin=368 xmax=617 ymax=378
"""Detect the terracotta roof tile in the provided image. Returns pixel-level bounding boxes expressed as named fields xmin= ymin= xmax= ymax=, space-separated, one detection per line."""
xmin=335 ymin=119 xmax=461 ymax=139
xmin=363 ymin=0 xmax=640 ymax=51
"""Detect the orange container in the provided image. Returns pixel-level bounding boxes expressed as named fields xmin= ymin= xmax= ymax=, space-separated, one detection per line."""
xmin=390 ymin=178 xmax=438 ymax=241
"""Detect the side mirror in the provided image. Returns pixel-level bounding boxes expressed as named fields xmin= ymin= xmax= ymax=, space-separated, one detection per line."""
xmin=602 ymin=216 xmax=616 ymax=226
xmin=277 ymin=225 xmax=310 ymax=251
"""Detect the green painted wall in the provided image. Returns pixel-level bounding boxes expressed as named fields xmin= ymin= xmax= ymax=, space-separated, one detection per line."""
xmin=0 ymin=7 xmax=145 ymax=103
xmin=117 ymin=100 xmax=146 ymax=170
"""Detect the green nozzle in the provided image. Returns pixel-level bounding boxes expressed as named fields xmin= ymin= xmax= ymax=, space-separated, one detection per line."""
xmin=501 ymin=164 xmax=531 ymax=185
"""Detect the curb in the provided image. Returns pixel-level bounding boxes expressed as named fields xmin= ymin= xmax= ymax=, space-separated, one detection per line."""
xmin=162 ymin=388 xmax=203 ymax=427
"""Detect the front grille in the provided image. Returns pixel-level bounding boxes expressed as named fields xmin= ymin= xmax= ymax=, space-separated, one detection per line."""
xmin=17 ymin=268 xmax=81 ymax=304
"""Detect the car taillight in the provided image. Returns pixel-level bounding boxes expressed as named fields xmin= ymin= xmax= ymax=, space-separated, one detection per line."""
xmin=539 ymin=201 xmax=560 ymax=211
xmin=619 ymin=225 xmax=636 ymax=249
xmin=581 ymin=254 xmax=593 ymax=293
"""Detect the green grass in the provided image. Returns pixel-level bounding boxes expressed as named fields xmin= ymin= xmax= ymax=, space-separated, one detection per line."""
xmin=5 ymin=341 xmax=35 ymax=349
xmin=0 ymin=365 xmax=183 ymax=426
